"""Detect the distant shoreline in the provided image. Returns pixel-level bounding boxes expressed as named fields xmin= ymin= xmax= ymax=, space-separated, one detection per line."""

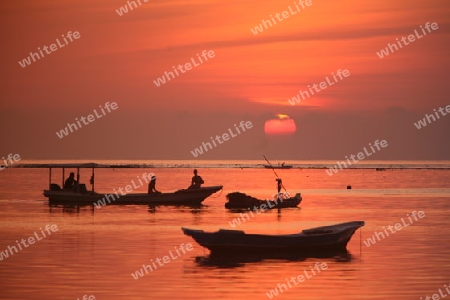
xmin=4 ymin=163 xmax=450 ymax=170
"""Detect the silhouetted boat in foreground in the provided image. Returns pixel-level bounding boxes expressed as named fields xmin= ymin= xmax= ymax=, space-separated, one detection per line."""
xmin=225 ymin=192 xmax=301 ymax=209
xmin=182 ymin=221 xmax=364 ymax=256
xmin=41 ymin=163 xmax=222 ymax=206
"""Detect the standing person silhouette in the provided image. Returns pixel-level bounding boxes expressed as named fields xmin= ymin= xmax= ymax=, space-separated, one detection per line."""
xmin=189 ymin=169 xmax=204 ymax=189
xmin=276 ymin=178 xmax=282 ymax=194
xmin=148 ymin=175 xmax=159 ymax=194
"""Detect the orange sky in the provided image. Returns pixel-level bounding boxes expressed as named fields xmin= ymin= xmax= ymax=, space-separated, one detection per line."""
xmin=0 ymin=0 xmax=449 ymax=159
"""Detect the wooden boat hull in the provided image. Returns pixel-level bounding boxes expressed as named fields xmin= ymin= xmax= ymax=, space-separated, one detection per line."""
xmin=182 ymin=221 xmax=364 ymax=255
xmin=225 ymin=192 xmax=301 ymax=209
xmin=44 ymin=186 xmax=223 ymax=206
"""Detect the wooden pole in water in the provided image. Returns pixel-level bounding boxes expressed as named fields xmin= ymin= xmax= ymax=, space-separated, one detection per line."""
xmin=360 ymin=227 xmax=362 ymax=261
xmin=77 ymin=167 xmax=80 ymax=193
xmin=91 ymin=167 xmax=95 ymax=193
xmin=49 ymin=167 xmax=52 ymax=190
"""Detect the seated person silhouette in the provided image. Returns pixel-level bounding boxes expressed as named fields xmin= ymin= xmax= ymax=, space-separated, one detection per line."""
xmin=188 ymin=169 xmax=204 ymax=189
xmin=64 ymin=172 xmax=77 ymax=190
xmin=148 ymin=175 xmax=160 ymax=194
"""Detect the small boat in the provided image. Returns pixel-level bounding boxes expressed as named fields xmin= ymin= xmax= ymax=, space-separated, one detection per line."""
xmin=182 ymin=221 xmax=364 ymax=255
xmin=263 ymin=164 xmax=293 ymax=169
xmin=41 ymin=163 xmax=222 ymax=206
xmin=225 ymin=192 xmax=301 ymax=209
xmin=45 ymin=186 xmax=223 ymax=206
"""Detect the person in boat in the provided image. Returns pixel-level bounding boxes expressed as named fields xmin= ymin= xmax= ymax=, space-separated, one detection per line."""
xmin=64 ymin=172 xmax=77 ymax=189
xmin=276 ymin=178 xmax=282 ymax=193
xmin=189 ymin=169 xmax=204 ymax=189
xmin=148 ymin=175 xmax=159 ymax=194
xmin=275 ymin=178 xmax=283 ymax=200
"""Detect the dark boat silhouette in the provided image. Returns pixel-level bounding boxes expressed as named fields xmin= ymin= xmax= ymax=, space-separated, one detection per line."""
xmin=45 ymin=185 xmax=223 ymax=205
xmin=225 ymin=192 xmax=301 ymax=209
xmin=40 ymin=163 xmax=222 ymax=206
xmin=182 ymin=221 xmax=364 ymax=256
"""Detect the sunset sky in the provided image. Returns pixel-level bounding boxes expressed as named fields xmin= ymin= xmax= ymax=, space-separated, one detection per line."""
xmin=1 ymin=0 xmax=449 ymax=160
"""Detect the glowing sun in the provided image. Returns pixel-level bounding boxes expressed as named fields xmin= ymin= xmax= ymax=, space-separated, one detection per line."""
xmin=264 ymin=114 xmax=297 ymax=136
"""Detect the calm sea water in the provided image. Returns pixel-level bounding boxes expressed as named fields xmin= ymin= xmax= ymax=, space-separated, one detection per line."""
xmin=1 ymin=164 xmax=449 ymax=300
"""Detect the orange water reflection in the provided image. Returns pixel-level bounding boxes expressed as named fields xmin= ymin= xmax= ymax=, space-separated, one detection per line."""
xmin=0 ymin=168 xmax=449 ymax=299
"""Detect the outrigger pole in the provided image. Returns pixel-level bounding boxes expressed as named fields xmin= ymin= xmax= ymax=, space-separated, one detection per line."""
xmin=263 ymin=155 xmax=288 ymax=194
xmin=49 ymin=167 xmax=52 ymax=190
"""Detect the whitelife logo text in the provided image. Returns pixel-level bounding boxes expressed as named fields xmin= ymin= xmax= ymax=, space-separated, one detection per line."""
xmin=414 ymin=105 xmax=450 ymax=130
xmin=326 ymin=139 xmax=388 ymax=176
xmin=376 ymin=22 xmax=439 ymax=59
xmin=363 ymin=211 xmax=425 ymax=247
xmin=55 ymin=102 xmax=118 ymax=139
xmin=18 ymin=31 xmax=81 ymax=68
xmin=251 ymin=0 xmax=313 ymax=35
xmin=288 ymin=69 xmax=350 ymax=106
xmin=153 ymin=50 xmax=215 ymax=87
xmin=190 ymin=121 xmax=253 ymax=158
xmin=0 ymin=224 xmax=58 ymax=261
